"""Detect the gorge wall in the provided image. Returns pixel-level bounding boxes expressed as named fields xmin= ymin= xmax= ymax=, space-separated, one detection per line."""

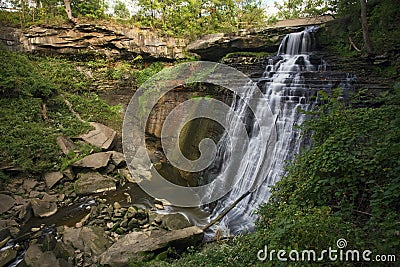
xmin=0 ymin=22 xmax=188 ymax=60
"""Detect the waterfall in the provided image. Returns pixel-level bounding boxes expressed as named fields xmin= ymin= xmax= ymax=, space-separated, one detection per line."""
xmin=204 ymin=27 xmax=334 ymax=237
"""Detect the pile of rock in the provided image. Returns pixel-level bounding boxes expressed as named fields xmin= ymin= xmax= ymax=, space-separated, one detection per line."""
xmin=0 ymin=121 xmax=205 ymax=267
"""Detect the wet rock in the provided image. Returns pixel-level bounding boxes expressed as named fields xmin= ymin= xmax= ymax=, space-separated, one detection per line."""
xmin=124 ymin=192 xmax=132 ymax=204
xmin=79 ymin=122 xmax=116 ymax=150
xmin=126 ymin=206 xmax=137 ymax=217
xmin=154 ymin=203 xmax=164 ymax=210
xmin=63 ymin=226 xmax=111 ymax=256
xmin=113 ymin=202 xmax=121 ymax=210
xmin=74 ymin=172 xmax=116 ymax=195
xmin=0 ymin=194 xmax=15 ymax=214
xmin=160 ymin=213 xmax=192 ymax=230
xmin=25 ymin=243 xmax=61 ymax=267
xmin=75 ymin=213 xmax=91 ymax=228
xmin=99 ymin=226 xmax=204 ymax=267
xmin=0 ymin=229 xmax=11 ymax=249
xmin=56 ymin=136 xmax=75 ymax=155
xmin=0 ymin=247 xmax=17 ymax=267
xmin=31 ymin=198 xmax=58 ymax=218
xmin=127 ymin=218 xmax=139 ymax=229
xmin=72 ymin=152 xmax=111 ymax=169
xmin=44 ymin=172 xmax=64 ymax=189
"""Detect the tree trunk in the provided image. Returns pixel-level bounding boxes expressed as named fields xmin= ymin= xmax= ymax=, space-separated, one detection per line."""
xmin=359 ymin=0 xmax=374 ymax=55
xmin=63 ymin=0 xmax=74 ymax=21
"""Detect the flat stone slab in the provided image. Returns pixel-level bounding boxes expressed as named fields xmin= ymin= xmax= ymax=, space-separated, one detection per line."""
xmin=30 ymin=198 xmax=58 ymax=218
xmin=99 ymin=226 xmax=203 ymax=267
xmin=0 ymin=194 xmax=15 ymax=214
xmin=56 ymin=136 xmax=75 ymax=155
xmin=80 ymin=122 xmax=116 ymax=150
xmin=63 ymin=226 xmax=111 ymax=256
xmin=44 ymin=172 xmax=64 ymax=189
xmin=72 ymin=152 xmax=111 ymax=169
xmin=75 ymin=172 xmax=116 ymax=195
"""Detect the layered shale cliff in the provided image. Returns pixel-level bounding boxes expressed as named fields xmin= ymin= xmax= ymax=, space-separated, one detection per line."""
xmin=0 ymin=23 xmax=188 ymax=60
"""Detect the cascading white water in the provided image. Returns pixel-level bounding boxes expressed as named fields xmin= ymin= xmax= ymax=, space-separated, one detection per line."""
xmin=204 ymin=27 xmax=328 ymax=237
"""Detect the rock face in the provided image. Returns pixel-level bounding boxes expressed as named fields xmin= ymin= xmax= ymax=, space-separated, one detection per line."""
xmin=187 ymin=15 xmax=335 ymax=61
xmin=80 ymin=122 xmax=116 ymax=150
xmin=99 ymin=226 xmax=203 ymax=267
xmin=0 ymin=23 xmax=188 ymax=60
xmin=74 ymin=172 xmax=116 ymax=195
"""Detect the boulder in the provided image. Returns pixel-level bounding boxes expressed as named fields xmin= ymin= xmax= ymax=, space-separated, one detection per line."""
xmin=99 ymin=226 xmax=203 ymax=267
xmin=160 ymin=213 xmax=192 ymax=230
xmin=44 ymin=171 xmax=64 ymax=189
xmin=0 ymin=247 xmax=17 ymax=267
xmin=80 ymin=122 xmax=116 ymax=150
xmin=72 ymin=152 xmax=111 ymax=169
xmin=63 ymin=226 xmax=111 ymax=256
xmin=31 ymin=198 xmax=58 ymax=218
xmin=24 ymin=243 xmax=61 ymax=267
xmin=74 ymin=172 xmax=116 ymax=195
xmin=0 ymin=194 xmax=15 ymax=214
xmin=56 ymin=136 xmax=75 ymax=155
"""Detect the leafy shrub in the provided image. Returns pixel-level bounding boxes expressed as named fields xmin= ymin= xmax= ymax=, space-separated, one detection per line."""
xmin=0 ymin=98 xmax=59 ymax=172
xmin=37 ymin=57 xmax=88 ymax=93
xmin=133 ymin=62 xmax=166 ymax=87
xmin=0 ymin=49 xmax=122 ymax=174
xmin=65 ymin=92 xmax=122 ymax=131
xmin=0 ymin=49 xmax=55 ymax=98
